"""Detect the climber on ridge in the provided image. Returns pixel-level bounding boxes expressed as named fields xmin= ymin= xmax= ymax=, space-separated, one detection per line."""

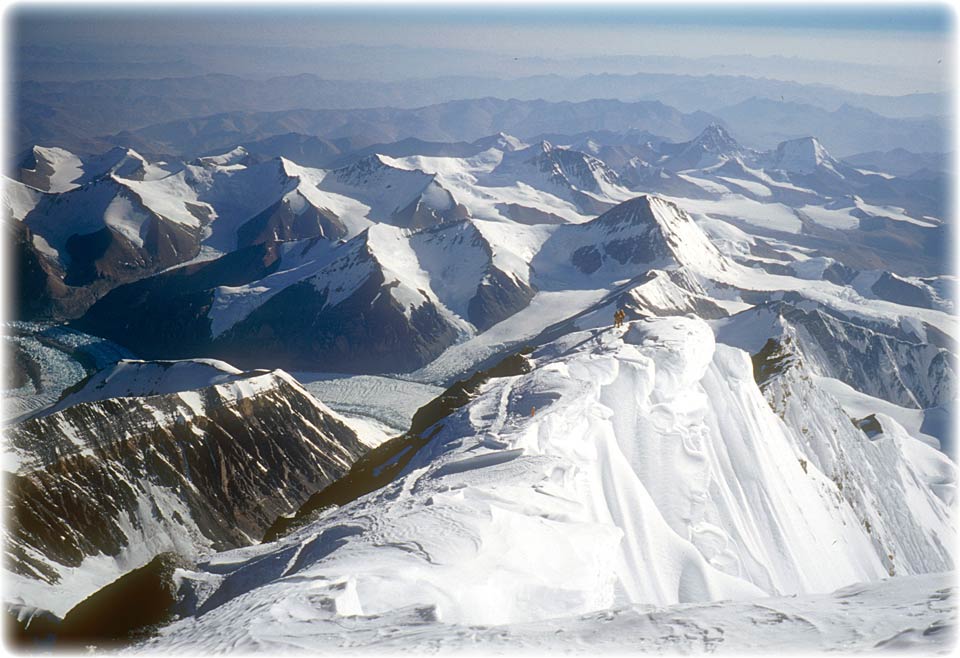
xmin=614 ymin=308 xmax=626 ymax=328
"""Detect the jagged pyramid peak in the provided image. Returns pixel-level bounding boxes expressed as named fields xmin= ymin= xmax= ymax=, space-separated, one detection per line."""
xmin=692 ymin=123 xmax=739 ymax=150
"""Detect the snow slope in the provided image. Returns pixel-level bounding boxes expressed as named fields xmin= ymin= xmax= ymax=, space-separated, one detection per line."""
xmin=137 ymin=571 xmax=956 ymax=654
xmin=32 ymin=358 xmax=246 ymax=419
xmin=138 ymin=317 xmax=953 ymax=650
xmin=2 ymin=178 xmax=41 ymax=221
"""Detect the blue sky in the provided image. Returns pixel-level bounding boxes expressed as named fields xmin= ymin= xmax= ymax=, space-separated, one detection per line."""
xmin=14 ymin=3 xmax=955 ymax=36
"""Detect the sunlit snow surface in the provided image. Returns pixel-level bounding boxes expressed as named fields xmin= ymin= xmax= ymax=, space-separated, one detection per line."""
xmin=137 ymin=572 xmax=955 ymax=654
xmin=295 ymin=372 xmax=443 ymax=435
xmin=137 ymin=317 xmax=954 ymax=652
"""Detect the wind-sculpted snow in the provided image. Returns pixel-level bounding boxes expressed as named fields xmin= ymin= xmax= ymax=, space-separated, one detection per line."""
xmin=136 ymin=317 xmax=953 ymax=651
xmin=137 ymin=571 xmax=956 ymax=654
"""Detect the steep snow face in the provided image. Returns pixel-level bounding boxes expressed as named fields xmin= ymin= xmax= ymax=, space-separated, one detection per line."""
xmin=140 ymin=317 xmax=952 ymax=646
xmin=19 ymin=146 xmax=84 ymax=193
xmin=767 ymin=137 xmax=840 ymax=175
xmin=22 ymin=176 xmax=204 ymax=262
xmin=756 ymin=335 xmax=955 ymax=576
xmin=183 ymin=155 xmax=374 ymax=252
xmin=86 ymin=147 xmax=174 ymax=182
xmin=185 ymin=158 xmax=297 ymax=250
xmin=715 ymin=302 xmax=957 ymax=410
xmin=19 ymin=146 xmax=174 ymax=194
xmin=2 ymin=178 xmax=42 ymax=221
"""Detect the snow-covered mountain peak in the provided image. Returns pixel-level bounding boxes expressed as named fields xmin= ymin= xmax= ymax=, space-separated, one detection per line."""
xmin=89 ymin=146 xmax=171 ymax=182
xmin=333 ymin=153 xmax=393 ymax=182
xmin=691 ymin=123 xmax=739 ymax=152
xmin=656 ymin=123 xmax=745 ymax=171
xmin=769 ymin=136 xmax=839 ymax=175
xmin=321 ymin=154 xmax=465 ymax=230
xmin=474 ymin=131 xmax=526 ymax=152
xmin=196 ymin=146 xmax=252 ymax=168
xmin=584 ymin=195 xmax=726 ymax=271
xmin=276 ymin=156 xmax=304 ymax=179
xmin=492 ymin=140 xmax=623 ymax=199
xmin=18 ymin=145 xmax=84 ymax=193
xmin=536 ymin=195 xmax=729 ymax=283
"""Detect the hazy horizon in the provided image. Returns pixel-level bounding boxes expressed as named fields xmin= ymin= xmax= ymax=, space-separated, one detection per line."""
xmin=10 ymin=4 xmax=956 ymax=95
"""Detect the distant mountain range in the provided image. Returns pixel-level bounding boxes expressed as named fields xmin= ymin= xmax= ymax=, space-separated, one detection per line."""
xmin=5 ymin=125 xmax=948 ymax=326
xmin=15 ymin=73 xmax=948 ymax=158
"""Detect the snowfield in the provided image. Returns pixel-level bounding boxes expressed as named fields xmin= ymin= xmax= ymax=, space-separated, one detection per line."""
xmin=136 ymin=317 xmax=955 ymax=652
xmin=136 ymin=571 xmax=956 ymax=653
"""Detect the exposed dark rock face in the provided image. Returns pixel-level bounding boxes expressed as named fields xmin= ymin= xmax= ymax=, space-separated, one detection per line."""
xmin=236 ymin=194 xmax=348 ymax=248
xmin=821 ymin=261 xmax=858 ymax=285
xmin=468 ymin=267 xmax=536 ymax=331
xmin=63 ymin=215 xmax=200 ymax=287
xmin=78 ymin=221 xmax=537 ymax=374
xmin=870 ymin=271 xmax=935 ymax=310
xmin=57 ymin=552 xmax=189 ymax=646
xmin=5 ymin=218 xmax=93 ymax=320
xmin=74 ymin=241 xmax=285 ymax=357
xmin=6 ymin=366 xmax=365 ymax=604
xmin=751 ymin=336 xmax=804 ymax=387
xmin=7 ymin=553 xmax=190 ymax=649
xmin=750 ymin=301 xmax=956 ymax=410
xmin=213 ymin=270 xmax=460 ymax=373
xmin=6 ymin=605 xmax=62 ymax=648
xmin=495 ymin=202 xmax=566 ymax=225
xmin=17 ymin=147 xmax=62 ymax=192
